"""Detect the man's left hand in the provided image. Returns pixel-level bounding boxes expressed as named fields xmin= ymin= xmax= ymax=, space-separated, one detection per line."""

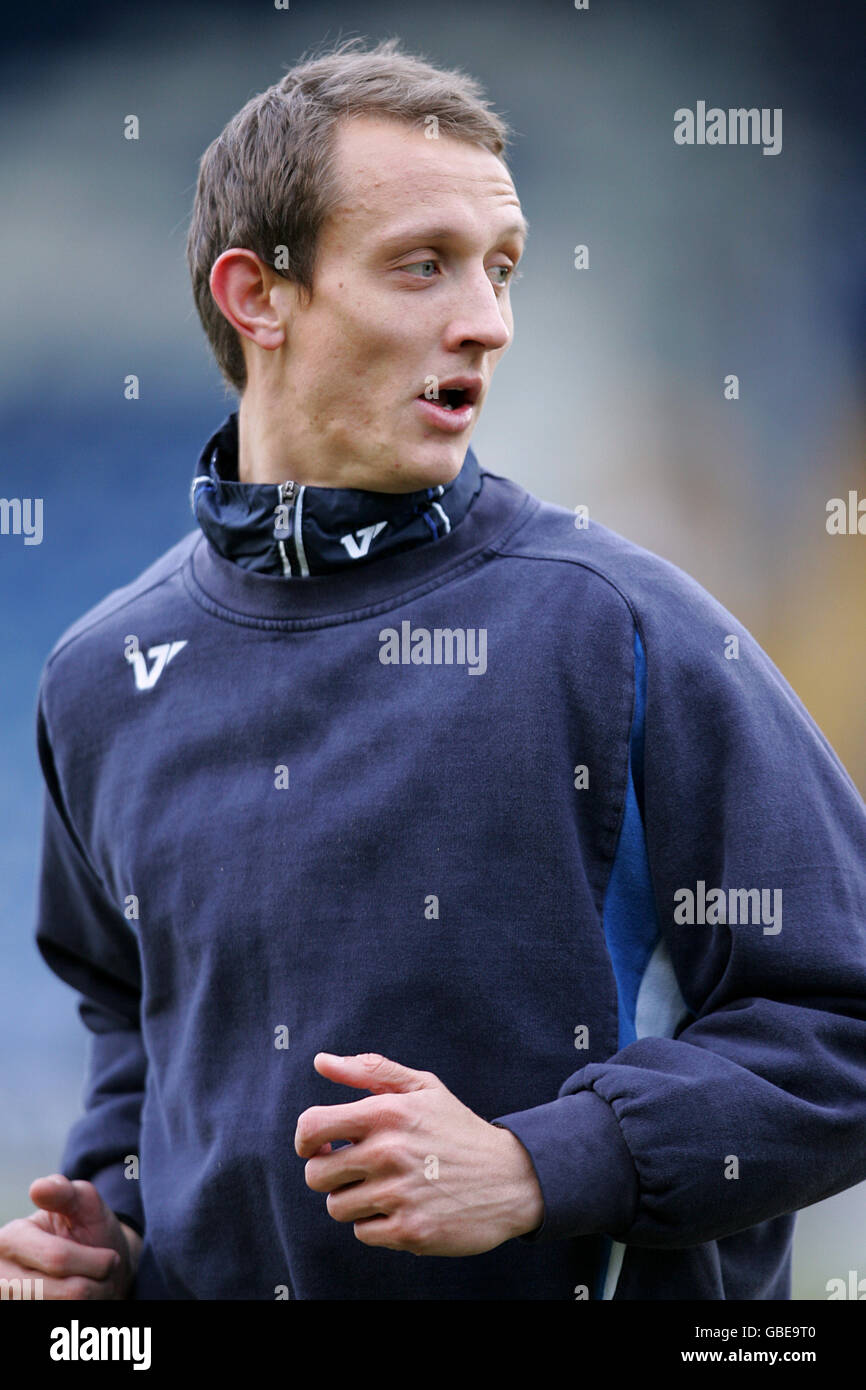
xmin=295 ymin=1052 xmax=544 ymax=1255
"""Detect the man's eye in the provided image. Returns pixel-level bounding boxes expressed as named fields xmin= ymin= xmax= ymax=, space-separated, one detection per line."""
xmin=399 ymin=261 xmax=521 ymax=286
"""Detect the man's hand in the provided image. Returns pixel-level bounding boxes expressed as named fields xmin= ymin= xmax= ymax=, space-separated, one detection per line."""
xmin=0 ymin=1174 xmax=141 ymax=1299
xmin=295 ymin=1052 xmax=544 ymax=1256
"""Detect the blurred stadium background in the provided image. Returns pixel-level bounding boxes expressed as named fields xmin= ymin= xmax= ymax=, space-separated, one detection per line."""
xmin=1 ymin=0 xmax=863 ymax=1296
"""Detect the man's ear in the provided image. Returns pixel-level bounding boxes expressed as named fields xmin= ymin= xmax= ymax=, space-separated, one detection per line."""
xmin=209 ymin=249 xmax=287 ymax=353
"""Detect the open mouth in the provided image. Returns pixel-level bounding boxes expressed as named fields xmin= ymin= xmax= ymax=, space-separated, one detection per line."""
xmin=415 ymin=380 xmax=481 ymax=410
xmin=436 ymin=388 xmax=468 ymax=411
xmin=414 ymin=377 xmax=481 ymax=431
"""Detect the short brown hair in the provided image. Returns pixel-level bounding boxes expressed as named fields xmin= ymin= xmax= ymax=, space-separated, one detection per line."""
xmin=186 ymin=35 xmax=513 ymax=395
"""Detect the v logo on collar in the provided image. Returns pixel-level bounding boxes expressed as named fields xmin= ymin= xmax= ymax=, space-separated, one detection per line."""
xmin=339 ymin=520 xmax=388 ymax=560
xmin=190 ymin=413 xmax=483 ymax=578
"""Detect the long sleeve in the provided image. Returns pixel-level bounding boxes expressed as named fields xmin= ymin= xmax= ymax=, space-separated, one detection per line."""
xmin=33 ymin=683 xmax=147 ymax=1237
xmin=494 ymin=581 xmax=866 ymax=1251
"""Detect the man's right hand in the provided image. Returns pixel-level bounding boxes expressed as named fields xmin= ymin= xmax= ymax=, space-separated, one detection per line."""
xmin=0 ymin=1174 xmax=141 ymax=1299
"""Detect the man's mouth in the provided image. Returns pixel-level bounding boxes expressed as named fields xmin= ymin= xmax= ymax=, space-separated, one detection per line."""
xmin=417 ymin=377 xmax=482 ymax=407
xmin=414 ymin=389 xmax=478 ymax=430
xmin=413 ymin=377 xmax=482 ymax=433
xmin=435 ymin=387 xmax=470 ymax=411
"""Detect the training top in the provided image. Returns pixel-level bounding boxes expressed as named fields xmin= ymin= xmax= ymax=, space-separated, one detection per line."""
xmin=33 ymin=413 xmax=866 ymax=1300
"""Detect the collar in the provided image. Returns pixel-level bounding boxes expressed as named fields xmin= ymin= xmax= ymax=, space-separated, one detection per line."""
xmin=190 ymin=413 xmax=483 ymax=578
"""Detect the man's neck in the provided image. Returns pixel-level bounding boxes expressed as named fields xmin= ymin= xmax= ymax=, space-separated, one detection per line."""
xmin=237 ymin=387 xmax=311 ymax=486
xmin=192 ymin=411 xmax=484 ymax=579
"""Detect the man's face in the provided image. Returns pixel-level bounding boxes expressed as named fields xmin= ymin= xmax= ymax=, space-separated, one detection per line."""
xmin=263 ymin=114 xmax=527 ymax=492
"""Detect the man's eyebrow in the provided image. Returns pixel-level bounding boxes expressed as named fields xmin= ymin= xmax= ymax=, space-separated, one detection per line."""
xmin=376 ymin=217 xmax=530 ymax=252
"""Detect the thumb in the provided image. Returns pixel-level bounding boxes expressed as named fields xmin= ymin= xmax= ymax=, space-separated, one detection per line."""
xmin=29 ymin=1174 xmax=102 ymax=1225
xmin=313 ymin=1051 xmax=439 ymax=1094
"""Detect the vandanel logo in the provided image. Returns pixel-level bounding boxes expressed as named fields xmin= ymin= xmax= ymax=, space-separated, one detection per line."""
xmin=340 ymin=520 xmax=387 ymax=559
xmin=124 ymin=635 xmax=188 ymax=691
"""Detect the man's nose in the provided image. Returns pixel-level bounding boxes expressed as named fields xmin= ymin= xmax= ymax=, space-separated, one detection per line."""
xmin=443 ymin=272 xmax=511 ymax=352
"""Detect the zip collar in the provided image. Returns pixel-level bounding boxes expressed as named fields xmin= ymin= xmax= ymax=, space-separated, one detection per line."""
xmin=191 ymin=413 xmax=483 ymax=578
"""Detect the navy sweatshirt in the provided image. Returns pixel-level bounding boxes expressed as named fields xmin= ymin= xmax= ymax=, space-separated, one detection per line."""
xmin=34 ymin=414 xmax=866 ymax=1300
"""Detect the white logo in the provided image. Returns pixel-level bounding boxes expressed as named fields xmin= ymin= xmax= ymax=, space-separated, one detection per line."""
xmin=125 ymin=640 xmax=187 ymax=691
xmin=339 ymin=520 xmax=387 ymax=560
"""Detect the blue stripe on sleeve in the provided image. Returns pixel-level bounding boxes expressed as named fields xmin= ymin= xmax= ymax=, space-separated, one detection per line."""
xmin=601 ymin=627 xmax=660 ymax=1050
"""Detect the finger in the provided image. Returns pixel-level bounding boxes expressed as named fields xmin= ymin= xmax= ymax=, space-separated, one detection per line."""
xmin=28 ymin=1176 xmax=107 ymax=1244
xmin=326 ymin=1184 xmax=394 ymax=1224
xmin=27 ymin=1208 xmax=62 ymax=1234
xmin=0 ymin=1262 xmax=119 ymax=1301
xmin=294 ymin=1098 xmax=380 ymax=1156
xmin=314 ymin=1052 xmax=435 ymax=1095
xmin=0 ymin=1221 xmax=120 ymax=1281
xmin=304 ymin=1147 xmax=370 ymax=1193
xmin=351 ymin=1214 xmax=405 ymax=1249
xmin=25 ymin=1208 xmax=90 ymax=1245
xmin=29 ymin=1174 xmax=87 ymax=1222
xmin=30 ymin=1173 xmax=73 ymax=1204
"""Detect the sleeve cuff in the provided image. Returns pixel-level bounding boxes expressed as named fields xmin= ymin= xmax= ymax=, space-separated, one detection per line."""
xmin=113 ymin=1212 xmax=144 ymax=1239
xmin=492 ymin=1088 xmax=638 ymax=1244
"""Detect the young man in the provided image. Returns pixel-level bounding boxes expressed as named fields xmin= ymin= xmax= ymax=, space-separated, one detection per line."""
xmin=6 ymin=37 xmax=866 ymax=1301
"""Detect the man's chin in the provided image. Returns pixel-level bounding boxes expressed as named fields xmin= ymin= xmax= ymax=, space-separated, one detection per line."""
xmin=370 ymin=437 xmax=468 ymax=494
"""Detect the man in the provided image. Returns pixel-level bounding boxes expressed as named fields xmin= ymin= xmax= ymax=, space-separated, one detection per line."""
xmin=5 ymin=36 xmax=866 ymax=1301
